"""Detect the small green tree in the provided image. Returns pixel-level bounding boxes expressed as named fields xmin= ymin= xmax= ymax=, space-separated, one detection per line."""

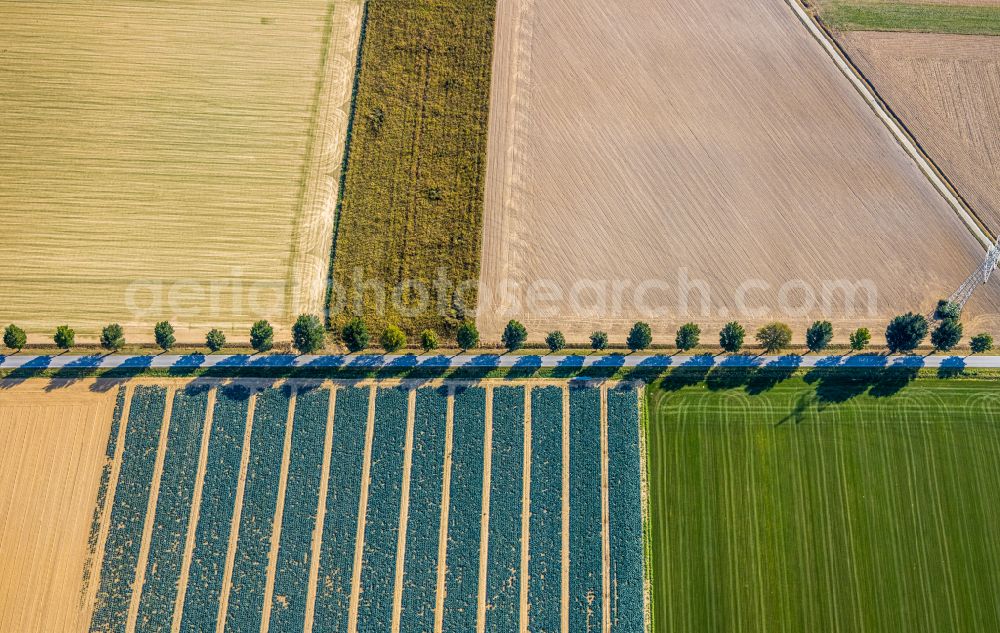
xmin=502 ymin=320 xmax=528 ymax=351
xmin=101 ymin=324 xmax=125 ymax=352
xmin=154 ymin=321 xmax=175 ymax=351
xmin=756 ymin=322 xmax=792 ymax=354
xmin=931 ymin=318 xmax=962 ymax=352
xmin=849 ymin=327 xmax=871 ymax=352
xmin=935 ymin=299 xmax=962 ymax=321
xmin=719 ymin=322 xmax=745 ymax=353
xmin=292 ymin=315 xmax=325 ymax=354
xmin=380 ymin=325 xmax=406 ymax=353
xmin=626 ymin=322 xmax=653 ymax=352
xmin=805 ymin=321 xmax=834 ymax=353
xmin=341 ymin=318 xmax=369 ymax=353
xmin=675 ymin=323 xmax=700 ymax=351
xmin=545 ymin=331 xmax=566 ymax=353
xmin=4 ymin=324 xmax=27 ymax=352
xmin=420 ymin=330 xmax=439 ymax=353
xmin=970 ymin=333 xmax=994 ymax=354
xmin=54 ymin=325 xmax=75 ymax=350
xmin=206 ymin=329 xmax=226 ymax=353
xmin=457 ymin=321 xmax=480 ymax=351
xmin=250 ymin=320 xmax=274 ymax=353
xmin=885 ymin=313 xmax=928 ymax=353
xmin=590 ymin=331 xmax=608 ymax=351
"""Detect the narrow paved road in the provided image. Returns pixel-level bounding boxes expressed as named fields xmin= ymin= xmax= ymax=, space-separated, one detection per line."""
xmin=0 ymin=352 xmax=994 ymax=371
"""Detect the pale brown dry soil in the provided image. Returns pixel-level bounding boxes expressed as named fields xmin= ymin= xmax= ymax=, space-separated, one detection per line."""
xmin=0 ymin=381 xmax=117 ymax=633
xmin=840 ymin=31 xmax=1000 ymax=235
xmin=480 ymin=0 xmax=1000 ymax=344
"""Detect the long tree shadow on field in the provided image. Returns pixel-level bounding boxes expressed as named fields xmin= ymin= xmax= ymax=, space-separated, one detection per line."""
xmin=937 ymin=356 xmax=966 ymax=379
xmin=803 ymin=355 xmax=920 ymax=403
xmin=655 ymin=354 xmax=715 ymax=392
xmin=1 ymin=356 xmax=52 ymax=389
xmin=746 ymin=355 xmax=802 ymax=395
xmin=576 ymin=354 xmax=627 ymax=381
xmin=45 ymin=355 xmax=104 ymax=391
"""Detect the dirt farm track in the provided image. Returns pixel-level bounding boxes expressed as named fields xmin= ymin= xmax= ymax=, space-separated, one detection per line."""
xmin=480 ymin=0 xmax=1000 ymax=343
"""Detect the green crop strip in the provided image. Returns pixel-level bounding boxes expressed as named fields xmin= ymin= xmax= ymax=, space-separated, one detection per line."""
xmin=820 ymin=1 xmax=1000 ymax=35
xmin=329 ymin=0 xmax=496 ymax=337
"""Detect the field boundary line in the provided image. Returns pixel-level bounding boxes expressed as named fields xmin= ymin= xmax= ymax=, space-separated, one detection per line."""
xmin=84 ymin=384 xmax=135 ymax=623
xmin=638 ymin=387 xmax=654 ymax=633
xmin=171 ymin=386 xmax=217 ymax=633
xmin=347 ymin=384 xmax=377 ymax=633
xmin=216 ymin=391 xmax=258 ymax=633
xmin=126 ymin=386 xmax=176 ymax=633
xmin=600 ymin=385 xmax=611 ymax=633
xmin=433 ymin=387 xmax=455 ymax=633
xmin=787 ymin=0 xmax=994 ymax=247
xmin=519 ymin=386 xmax=532 ymax=633
xmin=391 ymin=388 xmax=417 ymax=633
xmin=561 ymin=387 xmax=570 ymax=633
xmin=476 ymin=386 xmax=494 ymax=633
xmin=304 ymin=387 xmax=337 ymax=633
xmin=260 ymin=386 xmax=298 ymax=633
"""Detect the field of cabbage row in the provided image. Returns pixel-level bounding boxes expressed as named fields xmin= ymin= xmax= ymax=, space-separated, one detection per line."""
xmin=85 ymin=380 xmax=646 ymax=632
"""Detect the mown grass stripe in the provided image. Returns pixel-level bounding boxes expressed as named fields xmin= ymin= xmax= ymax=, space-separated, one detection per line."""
xmin=442 ymin=386 xmax=486 ymax=633
xmin=356 ymin=387 xmax=409 ymax=633
xmin=225 ymin=386 xmax=292 ymax=633
xmin=91 ymin=385 xmax=168 ymax=633
xmin=399 ymin=387 xmax=448 ymax=633
xmin=527 ymin=386 xmax=562 ymax=633
xmin=136 ymin=385 xmax=211 ymax=633
xmin=484 ymin=386 xmax=524 ymax=633
xmin=314 ymin=387 xmax=370 ymax=633
xmin=649 ymin=377 xmax=1000 ymax=632
xmin=179 ymin=385 xmax=251 ymax=633
xmin=269 ymin=387 xmax=330 ymax=632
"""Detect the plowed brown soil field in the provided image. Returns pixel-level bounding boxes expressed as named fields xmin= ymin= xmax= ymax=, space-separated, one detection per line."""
xmin=480 ymin=0 xmax=1000 ymax=344
xmin=839 ymin=31 xmax=1000 ymax=234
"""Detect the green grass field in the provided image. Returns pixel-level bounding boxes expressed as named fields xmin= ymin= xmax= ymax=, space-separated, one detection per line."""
xmin=819 ymin=1 xmax=1000 ymax=35
xmin=329 ymin=0 xmax=495 ymax=338
xmin=646 ymin=373 xmax=1000 ymax=632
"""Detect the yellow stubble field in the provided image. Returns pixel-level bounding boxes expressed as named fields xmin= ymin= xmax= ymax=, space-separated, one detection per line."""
xmin=0 ymin=1 xmax=364 ymax=343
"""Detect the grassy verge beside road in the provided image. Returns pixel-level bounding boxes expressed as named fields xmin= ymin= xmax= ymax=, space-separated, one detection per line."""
xmin=817 ymin=1 xmax=1000 ymax=35
xmin=329 ymin=0 xmax=496 ymax=337
xmin=647 ymin=374 xmax=1000 ymax=632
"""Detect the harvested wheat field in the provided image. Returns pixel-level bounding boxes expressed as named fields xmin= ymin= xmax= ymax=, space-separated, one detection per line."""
xmin=480 ymin=0 xmax=1000 ymax=344
xmin=0 ymin=380 xmax=120 ymax=633
xmin=838 ymin=32 xmax=1000 ymax=234
xmin=0 ymin=1 xmax=364 ymax=343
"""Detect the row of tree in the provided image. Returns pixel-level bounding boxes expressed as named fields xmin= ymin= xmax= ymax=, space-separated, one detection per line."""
xmin=3 ymin=307 xmax=994 ymax=356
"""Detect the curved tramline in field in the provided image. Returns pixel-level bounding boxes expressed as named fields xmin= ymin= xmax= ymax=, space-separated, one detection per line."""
xmin=11 ymin=378 xmax=647 ymax=633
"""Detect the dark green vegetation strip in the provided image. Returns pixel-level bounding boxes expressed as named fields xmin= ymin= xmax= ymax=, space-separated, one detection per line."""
xmin=314 ymin=387 xmax=369 ymax=633
xmin=91 ymin=386 xmax=167 ymax=633
xmin=137 ymin=386 xmax=211 ymax=633
xmin=647 ymin=376 xmax=1000 ymax=632
xmin=181 ymin=385 xmax=251 ymax=633
xmin=269 ymin=387 xmax=330 ymax=632
xmin=329 ymin=0 xmax=496 ymax=336
xmin=820 ymin=1 xmax=1000 ymax=35
xmin=401 ymin=387 xmax=448 ymax=633
xmin=225 ymin=387 xmax=291 ymax=632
